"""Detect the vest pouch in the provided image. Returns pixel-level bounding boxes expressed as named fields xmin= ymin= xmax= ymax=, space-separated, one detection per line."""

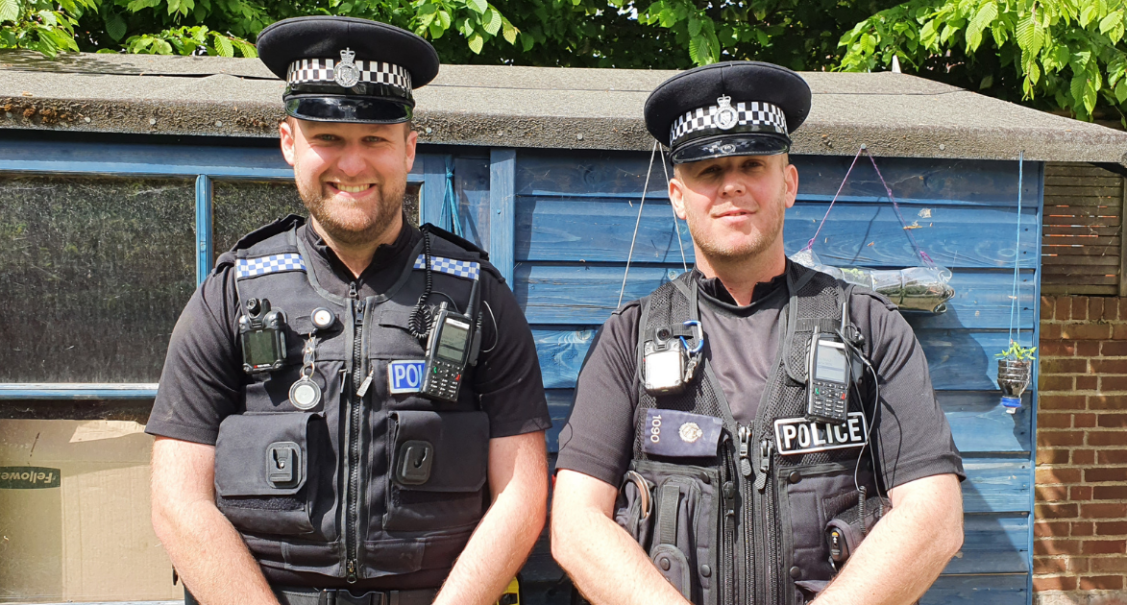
xmin=214 ymin=412 xmax=325 ymax=536
xmin=618 ymin=459 xmax=720 ymax=605
xmin=780 ymin=460 xmax=876 ymax=604
xmin=384 ymin=410 xmax=489 ymax=532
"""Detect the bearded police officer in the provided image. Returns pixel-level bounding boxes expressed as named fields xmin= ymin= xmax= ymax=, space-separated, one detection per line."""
xmin=147 ymin=17 xmax=551 ymax=605
xmin=550 ymin=62 xmax=965 ymax=605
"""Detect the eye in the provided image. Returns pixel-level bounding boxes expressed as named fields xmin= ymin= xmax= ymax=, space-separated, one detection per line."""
xmin=315 ymin=134 xmax=339 ymax=142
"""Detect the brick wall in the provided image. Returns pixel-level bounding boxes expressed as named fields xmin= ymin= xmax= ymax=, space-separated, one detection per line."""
xmin=1036 ymin=295 xmax=1127 ymax=605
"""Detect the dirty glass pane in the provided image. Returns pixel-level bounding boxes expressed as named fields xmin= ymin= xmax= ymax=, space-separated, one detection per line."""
xmin=0 ymin=418 xmax=178 ymax=603
xmin=0 ymin=176 xmax=195 ymax=383
xmin=212 ymin=180 xmax=421 ymax=261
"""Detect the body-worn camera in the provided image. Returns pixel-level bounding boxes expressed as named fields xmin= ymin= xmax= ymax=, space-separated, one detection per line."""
xmin=239 ymin=298 xmax=288 ymax=374
xmin=642 ymin=321 xmax=703 ymax=396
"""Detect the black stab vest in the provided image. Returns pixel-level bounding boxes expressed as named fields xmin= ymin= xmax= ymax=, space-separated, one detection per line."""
xmin=617 ymin=263 xmax=882 ymax=605
xmin=211 ymin=216 xmax=497 ymax=584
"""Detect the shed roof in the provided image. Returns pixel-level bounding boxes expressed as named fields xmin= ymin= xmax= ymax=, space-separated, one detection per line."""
xmin=2 ymin=50 xmax=1125 ymax=165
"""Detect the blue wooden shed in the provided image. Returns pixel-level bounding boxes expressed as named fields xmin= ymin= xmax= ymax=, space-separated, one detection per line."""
xmin=2 ymin=51 xmax=1127 ymax=604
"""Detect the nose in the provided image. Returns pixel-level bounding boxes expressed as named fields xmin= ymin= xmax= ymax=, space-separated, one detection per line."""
xmin=720 ymin=172 xmax=746 ymax=197
xmin=335 ymin=141 xmax=366 ymax=177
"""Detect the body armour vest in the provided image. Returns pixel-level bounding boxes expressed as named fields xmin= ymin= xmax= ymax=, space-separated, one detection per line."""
xmin=613 ymin=263 xmax=887 ymax=605
xmin=210 ymin=215 xmax=497 ymax=584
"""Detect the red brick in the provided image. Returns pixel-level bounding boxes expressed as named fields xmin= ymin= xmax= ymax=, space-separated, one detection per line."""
xmin=1038 ymin=413 xmax=1075 ymax=429
xmin=1034 ymin=522 xmax=1072 ymax=537
xmin=1040 ymin=341 xmax=1073 ymax=356
xmin=1038 ymin=431 xmax=1086 ymax=447
xmin=1097 ymin=522 xmax=1127 ymax=536
xmin=1041 ymin=375 xmax=1075 ymax=391
xmin=1081 ymin=503 xmax=1127 ymax=518
xmin=1106 ymin=298 xmax=1123 ymax=320
xmin=1077 ymin=340 xmax=1102 ymax=357
xmin=1038 ymin=449 xmax=1071 ymax=465
xmin=1033 ymin=556 xmax=1069 ymax=573
xmin=1075 ymin=413 xmax=1098 ymax=427
xmin=1087 ymin=468 xmax=1127 ymax=482
xmin=1113 ymin=323 xmax=1127 ymax=340
xmin=1093 ymin=359 xmax=1127 ymax=373
xmin=1056 ymin=298 xmax=1073 ymax=321
xmin=1076 ymin=375 xmax=1099 ymax=390
xmin=1042 ymin=296 xmax=1055 ymax=320
xmin=1093 ymin=485 xmax=1127 ymax=499
xmin=1102 ymin=340 xmax=1127 ymax=356
xmin=1037 ymin=485 xmax=1069 ymax=502
xmin=1090 ymin=395 xmax=1127 ymax=410
xmin=1041 ymin=394 xmax=1088 ymax=410
xmin=1071 ymin=486 xmax=1094 ymax=501
xmin=1090 ymin=556 xmax=1127 ymax=572
xmin=1065 ymin=323 xmax=1112 ymax=340
xmin=1043 ymin=358 xmax=1090 ymax=374
xmin=1044 ymin=323 xmax=1063 ymax=340
xmin=1072 ymin=521 xmax=1095 ymax=536
xmin=1088 ymin=432 xmax=1127 ymax=446
xmin=1036 ymin=503 xmax=1080 ymax=519
xmin=1079 ymin=575 xmax=1124 ymax=590
xmin=1098 ymin=413 xmax=1127 ymax=428
xmin=1075 ymin=297 xmax=1090 ymax=320
xmin=1034 ymin=537 xmax=1083 ymax=555
xmin=1039 ymin=468 xmax=1083 ymax=484
xmin=1073 ymin=449 xmax=1097 ymax=465
xmin=1098 ymin=450 xmax=1127 ymax=464
xmin=1101 ymin=375 xmax=1127 ymax=391
xmin=1091 ymin=298 xmax=1105 ymax=321
xmin=1082 ymin=539 xmax=1127 ymax=555
xmin=1033 ymin=575 xmax=1078 ymax=591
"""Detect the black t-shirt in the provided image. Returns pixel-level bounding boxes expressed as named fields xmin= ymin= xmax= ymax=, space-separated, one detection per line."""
xmin=146 ymin=221 xmax=551 ymax=589
xmin=556 ymin=266 xmax=964 ymax=491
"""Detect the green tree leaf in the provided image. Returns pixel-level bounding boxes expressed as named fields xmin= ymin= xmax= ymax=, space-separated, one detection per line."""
xmin=1115 ymin=79 xmax=1127 ymax=103
xmin=482 ymin=7 xmax=501 ymax=35
xmin=0 ymin=0 xmax=21 ymax=24
xmin=501 ymin=19 xmax=517 ymax=44
xmin=1099 ymin=10 xmax=1121 ymax=34
xmin=104 ymin=11 xmax=127 ymax=41
xmin=212 ymin=32 xmax=233 ymax=56
xmin=467 ymin=31 xmax=483 ymax=53
xmin=466 ymin=0 xmax=487 ymax=16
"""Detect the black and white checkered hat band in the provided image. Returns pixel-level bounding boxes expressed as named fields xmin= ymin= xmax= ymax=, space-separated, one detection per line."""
xmin=669 ymin=101 xmax=787 ymax=146
xmin=287 ymin=58 xmax=412 ymax=91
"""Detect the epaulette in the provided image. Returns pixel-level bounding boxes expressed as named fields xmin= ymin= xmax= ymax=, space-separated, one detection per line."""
xmin=421 ymin=223 xmax=489 ymax=261
xmin=229 ymin=214 xmax=305 ymax=252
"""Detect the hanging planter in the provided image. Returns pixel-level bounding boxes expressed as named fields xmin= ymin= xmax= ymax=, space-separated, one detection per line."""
xmin=996 ymin=342 xmax=1036 ymax=414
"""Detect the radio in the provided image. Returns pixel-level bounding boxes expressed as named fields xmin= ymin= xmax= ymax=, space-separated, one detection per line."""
xmin=420 ymin=301 xmax=480 ymax=403
xmin=806 ymin=328 xmax=851 ymax=424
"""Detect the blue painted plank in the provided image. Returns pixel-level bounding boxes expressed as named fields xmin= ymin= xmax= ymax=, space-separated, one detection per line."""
xmin=944 ymin=515 xmax=1030 ymax=574
xmin=961 ymin=458 xmax=1032 ymax=514
xmin=489 ymin=149 xmax=517 ymax=286
xmin=921 ymin=574 xmax=1028 ymax=605
xmin=532 ymin=327 xmax=1036 ymax=392
xmin=0 ymin=139 xmax=296 ymax=178
xmin=544 ymin=390 xmax=1029 ymax=456
xmin=195 ymin=175 xmax=213 ymax=286
xmin=515 ymin=153 xmax=1040 ymax=207
xmin=421 ymin=155 xmax=447 ymax=228
xmin=513 ymin=265 xmax=1036 ymax=331
xmin=514 ymin=197 xmax=1038 ymax=269
xmin=0 ymin=384 xmax=159 ymax=399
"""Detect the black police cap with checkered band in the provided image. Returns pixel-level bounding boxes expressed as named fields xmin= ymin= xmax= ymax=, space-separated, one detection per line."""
xmin=644 ymin=61 xmax=811 ymax=164
xmin=257 ymin=16 xmax=439 ymax=124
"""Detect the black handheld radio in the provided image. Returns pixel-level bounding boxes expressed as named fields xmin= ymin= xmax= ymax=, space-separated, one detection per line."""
xmin=420 ymin=279 xmax=482 ymax=402
xmin=806 ymin=327 xmax=852 ymax=424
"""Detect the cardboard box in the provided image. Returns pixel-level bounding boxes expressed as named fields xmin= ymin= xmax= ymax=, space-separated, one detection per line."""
xmin=0 ymin=419 xmax=181 ymax=602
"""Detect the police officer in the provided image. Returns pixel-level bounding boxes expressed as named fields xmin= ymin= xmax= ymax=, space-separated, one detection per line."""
xmin=550 ymin=62 xmax=965 ymax=605
xmin=147 ymin=17 xmax=551 ymax=605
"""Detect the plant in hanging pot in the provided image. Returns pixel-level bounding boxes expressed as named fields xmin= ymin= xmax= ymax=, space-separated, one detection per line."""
xmin=996 ymin=342 xmax=1036 ymax=414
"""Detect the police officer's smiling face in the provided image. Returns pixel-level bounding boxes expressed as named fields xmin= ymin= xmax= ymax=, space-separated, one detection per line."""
xmin=280 ymin=118 xmax=418 ymax=246
xmin=669 ymin=153 xmax=798 ymax=265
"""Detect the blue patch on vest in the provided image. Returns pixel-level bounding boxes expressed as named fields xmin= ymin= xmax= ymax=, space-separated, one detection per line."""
xmin=414 ymin=255 xmax=480 ymax=280
xmin=237 ymin=253 xmax=306 ymax=279
xmin=642 ymin=409 xmax=723 ymax=458
xmin=388 ymin=360 xmax=427 ymax=394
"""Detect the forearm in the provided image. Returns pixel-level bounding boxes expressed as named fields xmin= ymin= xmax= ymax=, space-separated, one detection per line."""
xmin=153 ymin=497 xmax=279 ymax=605
xmin=549 ymin=488 xmax=689 ymax=599
xmin=813 ymin=476 xmax=963 ymax=605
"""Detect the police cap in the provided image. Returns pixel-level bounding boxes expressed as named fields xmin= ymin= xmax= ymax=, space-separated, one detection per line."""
xmin=257 ymin=16 xmax=440 ymax=124
xmin=644 ymin=61 xmax=811 ymax=164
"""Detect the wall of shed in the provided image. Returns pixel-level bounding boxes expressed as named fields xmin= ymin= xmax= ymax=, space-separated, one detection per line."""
xmin=0 ymin=135 xmax=1040 ymax=604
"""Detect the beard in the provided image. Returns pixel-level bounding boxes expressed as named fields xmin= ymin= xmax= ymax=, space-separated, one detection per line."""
xmin=686 ymin=185 xmax=788 ymax=264
xmin=296 ymin=172 xmax=406 ymax=247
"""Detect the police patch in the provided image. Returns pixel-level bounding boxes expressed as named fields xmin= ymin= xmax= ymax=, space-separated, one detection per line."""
xmin=237 ymin=253 xmax=306 ymax=279
xmin=414 ymin=255 xmax=480 ymax=280
xmin=388 ymin=360 xmax=426 ymax=394
xmin=642 ymin=409 xmax=722 ymax=458
xmin=774 ymin=412 xmax=868 ymax=456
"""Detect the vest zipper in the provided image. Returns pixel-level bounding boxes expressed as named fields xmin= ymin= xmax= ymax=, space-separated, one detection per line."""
xmin=721 ymin=435 xmax=738 ymax=605
xmin=755 ymin=438 xmax=777 ymax=605
xmin=342 ymin=281 xmax=364 ymax=583
xmin=736 ymin=425 xmax=755 ymax=604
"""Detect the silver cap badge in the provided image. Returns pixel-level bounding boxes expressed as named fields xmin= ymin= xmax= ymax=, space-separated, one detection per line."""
xmin=334 ymin=48 xmax=360 ymax=88
xmin=715 ymin=95 xmax=738 ymax=130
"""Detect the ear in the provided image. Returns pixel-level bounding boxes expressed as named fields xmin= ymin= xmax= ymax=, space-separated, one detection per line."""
xmin=669 ymin=176 xmax=689 ymax=220
xmin=404 ymin=127 xmax=418 ymax=173
xmin=783 ymin=161 xmax=798 ymax=209
xmin=279 ymin=119 xmax=297 ymax=167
